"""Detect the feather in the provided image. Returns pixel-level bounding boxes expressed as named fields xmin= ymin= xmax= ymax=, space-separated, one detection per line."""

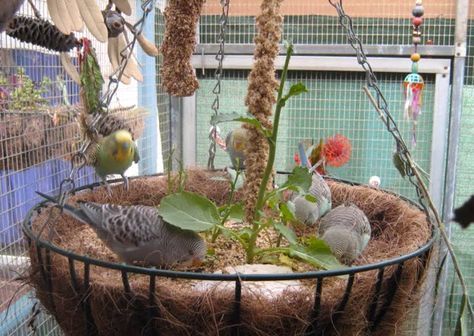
xmin=117 ymin=33 xmax=143 ymax=81
xmin=66 ymin=0 xmax=84 ymax=31
xmin=107 ymin=36 xmax=131 ymax=84
xmin=136 ymin=33 xmax=159 ymax=57
xmin=76 ymin=0 xmax=108 ymax=42
xmin=60 ymin=52 xmax=81 ymax=84
xmin=47 ymin=0 xmax=72 ymax=35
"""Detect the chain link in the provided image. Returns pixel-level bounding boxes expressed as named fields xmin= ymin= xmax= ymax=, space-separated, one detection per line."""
xmin=208 ymin=0 xmax=230 ymax=170
xmin=329 ymin=0 xmax=431 ymax=215
xmin=56 ymin=0 xmax=154 ymax=206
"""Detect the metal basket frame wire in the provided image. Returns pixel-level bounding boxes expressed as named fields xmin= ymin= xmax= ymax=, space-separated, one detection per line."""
xmin=22 ymin=174 xmax=436 ymax=336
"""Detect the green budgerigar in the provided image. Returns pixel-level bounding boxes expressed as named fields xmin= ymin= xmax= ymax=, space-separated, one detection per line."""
xmin=92 ymin=129 xmax=139 ymax=193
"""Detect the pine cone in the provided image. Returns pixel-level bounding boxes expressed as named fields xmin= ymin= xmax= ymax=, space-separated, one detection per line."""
xmin=6 ymin=15 xmax=79 ymax=52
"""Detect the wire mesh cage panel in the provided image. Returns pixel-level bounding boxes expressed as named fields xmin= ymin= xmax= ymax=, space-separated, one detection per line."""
xmin=0 ymin=1 xmax=162 ymax=335
xmin=196 ymin=69 xmax=435 ymax=202
xmin=436 ymin=0 xmax=474 ymax=334
xmin=201 ymin=0 xmax=455 ymax=46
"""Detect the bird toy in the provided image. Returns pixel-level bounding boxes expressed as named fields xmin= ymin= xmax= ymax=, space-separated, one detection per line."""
xmin=403 ymin=0 xmax=425 ymax=147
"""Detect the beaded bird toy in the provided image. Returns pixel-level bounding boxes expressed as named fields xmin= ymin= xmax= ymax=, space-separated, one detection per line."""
xmin=403 ymin=0 xmax=425 ymax=147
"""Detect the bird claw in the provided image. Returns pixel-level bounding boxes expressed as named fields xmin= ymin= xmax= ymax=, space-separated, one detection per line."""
xmin=122 ymin=175 xmax=129 ymax=191
xmin=102 ymin=178 xmax=113 ymax=196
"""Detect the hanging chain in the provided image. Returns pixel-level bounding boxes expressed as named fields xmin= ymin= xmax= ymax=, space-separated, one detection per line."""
xmin=208 ymin=0 xmax=230 ymax=170
xmin=56 ymin=0 xmax=154 ymax=207
xmin=328 ymin=0 xmax=431 ymax=215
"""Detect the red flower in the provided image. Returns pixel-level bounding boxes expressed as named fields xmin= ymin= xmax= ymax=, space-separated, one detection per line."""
xmin=323 ymin=134 xmax=351 ymax=167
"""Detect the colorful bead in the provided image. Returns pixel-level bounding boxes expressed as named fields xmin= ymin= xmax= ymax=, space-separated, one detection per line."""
xmin=411 ymin=53 xmax=421 ymax=62
xmin=412 ymin=5 xmax=424 ymax=17
xmin=412 ymin=36 xmax=421 ymax=44
xmin=412 ymin=17 xmax=423 ymax=27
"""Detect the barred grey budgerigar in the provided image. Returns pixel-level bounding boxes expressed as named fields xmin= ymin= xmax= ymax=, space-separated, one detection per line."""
xmin=320 ymin=226 xmax=364 ymax=265
xmin=289 ymin=172 xmax=332 ymax=225
xmin=318 ymin=203 xmax=371 ymax=264
xmin=0 ymin=0 xmax=25 ymax=32
xmin=318 ymin=203 xmax=371 ymax=248
xmin=37 ymin=192 xmax=206 ymax=267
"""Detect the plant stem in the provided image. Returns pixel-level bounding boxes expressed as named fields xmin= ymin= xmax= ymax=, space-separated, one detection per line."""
xmin=211 ymin=169 xmax=241 ymax=242
xmin=246 ymin=45 xmax=294 ymax=263
xmin=254 ymin=247 xmax=290 ymax=256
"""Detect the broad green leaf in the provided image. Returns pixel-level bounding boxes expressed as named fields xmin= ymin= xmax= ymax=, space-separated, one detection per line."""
xmin=283 ymin=166 xmax=312 ymax=192
xmin=290 ymin=237 xmax=345 ymax=270
xmin=227 ymin=203 xmax=244 ymax=221
xmin=279 ymin=203 xmax=296 ymax=222
xmin=393 ymin=152 xmax=407 ymax=178
xmin=305 ymin=194 xmax=317 ymax=203
xmin=159 ymin=192 xmax=220 ymax=232
xmin=80 ymin=51 xmax=103 ymax=113
xmin=210 ymin=112 xmax=243 ymax=125
xmin=238 ymin=228 xmax=253 ymax=242
xmin=210 ymin=113 xmax=272 ymax=137
xmin=282 ymin=82 xmax=308 ymax=103
xmin=274 ymin=223 xmax=297 ymax=245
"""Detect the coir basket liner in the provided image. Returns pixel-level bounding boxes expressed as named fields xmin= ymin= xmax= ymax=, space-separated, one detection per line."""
xmin=23 ymin=170 xmax=434 ymax=336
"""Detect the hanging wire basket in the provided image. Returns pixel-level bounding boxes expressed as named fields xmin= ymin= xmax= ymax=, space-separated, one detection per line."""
xmin=22 ymin=172 xmax=435 ymax=336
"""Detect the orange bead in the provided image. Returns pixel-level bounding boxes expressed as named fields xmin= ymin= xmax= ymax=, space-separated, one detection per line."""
xmin=412 ymin=17 xmax=423 ymax=27
xmin=411 ymin=53 xmax=421 ymax=62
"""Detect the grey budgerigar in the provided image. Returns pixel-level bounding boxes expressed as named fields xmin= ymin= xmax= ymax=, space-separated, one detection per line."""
xmin=37 ymin=192 xmax=206 ymax=268
xmin=318 ymin=203 xmax=371 ymax=264
xmin=320 ymin=226 xmax=364 ymax=265
xmin=308 ymin=172 xmax=332 ymax=216
xmin=0 ymin=0 xmax=25 ymax=32
xmin=291 ymin=194 xmax=321 ymax=225
xmin=318 ymin=203 xmax=371 ymax=248
xmin=289 ymin=172 xmax=332 ymax=225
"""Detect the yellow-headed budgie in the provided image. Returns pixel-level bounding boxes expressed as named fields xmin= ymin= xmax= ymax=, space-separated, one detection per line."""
xmin=91 ymin=129 xmax=139 ymax=193
xmin=37 ymin=192 xmax=206 ymax=267
xmin=226 ymin=128 xmax=250 ymax=170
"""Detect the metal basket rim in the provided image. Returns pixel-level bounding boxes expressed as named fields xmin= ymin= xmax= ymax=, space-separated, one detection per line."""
xmin=22 ymin=172 xmax=436 ymax=281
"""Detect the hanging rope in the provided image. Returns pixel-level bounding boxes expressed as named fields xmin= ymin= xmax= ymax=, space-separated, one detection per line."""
xmin=208 ymin=0 xmax=230 ymax=170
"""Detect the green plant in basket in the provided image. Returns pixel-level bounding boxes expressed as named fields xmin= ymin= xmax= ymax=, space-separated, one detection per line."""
xmin=159 ymin=43 xmax=345 ymax=271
